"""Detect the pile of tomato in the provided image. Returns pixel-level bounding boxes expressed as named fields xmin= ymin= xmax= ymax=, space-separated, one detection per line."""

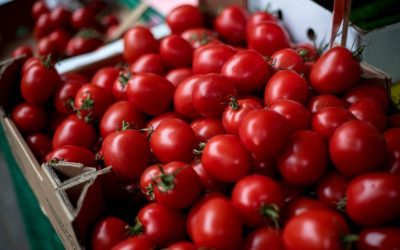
xmin=9 ymin=3 xmax=400 ymax=250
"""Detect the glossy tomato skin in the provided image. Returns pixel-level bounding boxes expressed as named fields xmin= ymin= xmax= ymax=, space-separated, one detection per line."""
xmin=145 ymin=112 xmax=183 ymax=134
xmin=316 ymin=170 xmax=351 ymax=208
xmin=71 ymin=7 xmax=97 ymax=30
xmin=284 ymin=198 xmax=330 ymax=221
xmin=66 ymin=36 xmax=104 ymax=57
xmin=167 ymin=241 xmax=196 ymax=250
xmin=123 ymin=27 xmax=158 ymax=64
xmin=214 ymin=6 xmax=247 ymax=44
xmin=329 ymin=120 xmax=387 ymax=177
xmin=61 ymin=72 xmax=88 ymax=86
xmin=75 ymin=84 xmax=114 ymax=120
xmin=130 ymin=54 xmax=164 ymax=75
xmin=188 ymin=196 xmax=243 ymax=250
xmin=307 ymin=94 xmax=346 ymax=114
xmin=346 ymin=173 xmax=400 ymax=226
xmin=32 ymin=1 xmax=49 ymax=20
xmin=47 ymin=29 xmax=71 ymax=55
xmin=100 ymin=101 xmax=147 ymax=138
xmin=92 ymin=67 xmax=120 ymax=92
xmin=53 ymin=82 xmax=82 ymax=115
xmin=160 ymin=35 xmax=193 ymax=67
xmin=232 ymin=175 xmax=284 ymax=227
xmin=252 ymin=153 xmax=278 ymax=177
xmin=12 ymin=45 xmax=33 ymax=60
xmin=238 ymin=109 xmax=290 ymax=157
xmin=111 ymin=235 xmax=155 ymax=250
xmin=221 ymin=50 xmax=270 ymax=94
xmin=150 ymin=118 xmax=198 ymax=163
xmin=173 ymin=75 xmax=201 ymax=119
xmin=25 ymin=133 xmax=52 ymax=162
xmin=37 ymin=36 xmax=58 ymax=56
xmin=166 ymin=5 xmax=204 ymax=34
xmin=165 ymin=67 xmax=192 ymax=87
xmin=312 ymin=107 xmax=355 ymax=139
xmin=310 ymin=47 xmax=360 ymax=94
xmin=45 ymin=145 xmax=96 ymax=167
xmin=247 ymin=11 xmax=278 ymax=31
xmin=192 ymin=161 xmax=227 ymax=192
xmin=190 ymin=118 xmax=225 ymax=142
xmin=349 ymin=98 xmax=387 ymax=132
xmin=91 ymin=217 xmax=128 ymax=250
xmin=102 ymin=129 xmax=151 ymax=183
xmin=384 ymin=128 xmax=400 ymax=174
xmin=344 ymin=81 xmax=389 ymax=112
xmin=181 ymin=28 xmax=218 ymax=49
xmin=50 ymin=6 xmax=71 ymax=28
xmin=112 ymin=71 xmax=130 ymax=101
xmin=357 ymin=227 xmax=400 ymax=250
xmin=242 ymin=227 xmax=283 ymax=250
xmin=11 ymin=103 xmax=47 ymax=134
xmin=269 ymin=99 xmax=311 ymax=133
xmin=271 ymin=48 xmax=308 ymax=75
xmin=127 ymin=73 xmax=174 ymax=116
xmin=192 ymin=44 xmax=236 ymax=74
xmin=247 ymin=22 xmax=290 ymax=56
xmin=34 ymin=13 xmax=54 ymax=39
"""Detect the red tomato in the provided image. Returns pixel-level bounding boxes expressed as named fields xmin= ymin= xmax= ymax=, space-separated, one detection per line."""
xmin=190 ymin=118 xmax=225 ymax=142
xmin=101 ymin=15 xmax=119 ymax=28
xmin=37 ymin=36 xmax=59 ymax=56
xmin=346 ymin=173 xmax=400 ymax=226
xmin=280 ymin=182 xmax=304 ymax=204
xmin=264 ymin=70 xmax=309 ymax=105
xmin=127 ymin=73 xmax=174 ymax=116
xmin=166 ymin=5 xmax=204 ymax=34
xmin=232 ymin=175 xmax=284 ymax=227
xmin=45 ymin=145 xmax=96 ymax=167
xmin=284 ymin=198 xmax=330 ymax=221
xmin=25 ymin=133 xmax=52 ymax=162
xmin=329 ymin=120 xmax=386 ymax=176
xmin=139 ymin=164 xmax=161 ymax=201
xmin=102 ymin=129 xmax=151 ymax=183
xmin=214 ymin=6 xmax=247 ymax=44
xmin=247 ymin=22 xmax=290 ymax=56
xmin=160 ymin=35 xmax=193 ymax=68
xmin=50 ymin=6 xmax=71 ymax=28
xmin=343 ymin=81 xmax=389 ymax=112
xmin=123 ymin=27 xmax=158 ymax=63
xmin=181 ymin=28 xmax=218 ymax=48
xmin=242 ymin=227 xmax=283 ymax=250
xmin=221 ymin=50 xmax=270 ymax=94
xmin=91 ymin=217 xmax=128 ymax=250
xmin=192 ymin=74 xmax=237 ymax=118
xmin=357 ymin=227 xmax=400 ymax=250
xmin=145 ymin=112 xmax=183 ymax=136
xmin=251 ymin=153 xmax=278 ymax=177
xmin=271 ymin=48 xmax=308 ymax=76
xmin=48 ymin=29 xmax=71 ymax=55
xmin=269 ymin=99 xmax=311 ymax=132
xmin=54 ymin=82 xmax=82 ymax=115
xmin=66 ymin=35 xmax=104 ymax=57
xmin=349 ymin=98 xmax=387 ymax=131
xmin=307 ymin=94 xmax=346 ymax=113
xmin=71 ymin=7 xmax=97 ymax=30
xmin=52 ymin=115 xmax=97 ymax=150
xmin=75 ymin=84 xmax=114 ymax=121
xmin=34 ymin=13 xmax=54 ymax=39
xmin=238 ymin=109 xmax=290 ymax=156
xmin=192 ymin=161 xmax=227 ymax=192
xmin=294 ymin=43 xmax=319 ymax=62
xmin=316 ymin=170 xmax=351 ymax=209
xmin=283 ymin=210 xmax=349 ymax=250
xmin=312 ymin=107 xmax=355 ymax=139
xmin=192 ymin=44 xmax=236 ymax=74
xmin=12 ymin=45 xmax=33 ymax=60
xmin=384 ymin=128 xmax=400 ymax=174
xmin=173 ymin=75 xmax=201 ymax=119
xmin=310 ymin=47 xmax=360 ymax=94
xmin=61 ymin=72 xmax=88 ymax=86
xmin=32 ymin=1 xmax=49 ymax=20
xmin=247 ymin=11 xmax=278 ymax=31
xmin=100 ymin=101 xmax=147 ymax=138
xmin=201 ymin=134 xmax=251 ymax=182
xmin=165 ymin=67 xmax=192 ymax=87
xmin=277 ymin=130 xmax=327 ymax=186
xmin=112 ymin=71 xmax=130 ymax=101
xmin=188 ymin=196 xmax=243 ymax=250
xmin=167 ymin=241 xmax=197 ymax=250
xmin=111 ymin=236 xmax=155 ymax=250
xmin=130 ymin=54 xmax=164 ymax=75
xmin=11 ymin=103 xmax=47 ymax=134
xmin=92 ymin=67 xmax=120 ymax=92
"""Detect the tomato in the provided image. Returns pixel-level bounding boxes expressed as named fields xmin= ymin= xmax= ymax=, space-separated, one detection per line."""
xmin=173 ymin=75 xmax=201 ymax=119
xmin=91 ymin=217 xmax=128 ymax=250
xmin=247 ymin=11 xmax=278 ymax=31
xmin=25 ymin=133 xmax=52 ymax=162
xmin=130 ymin=54 xmax=164 ymax=75
xmin=247 ymin=22 xmax=290 ymax=56
xmin=349 ymin=98 xmax=387 ymax=131
xmin=242 ymin=227 xmax=283 ymax=250
xmin=343 ymin=81 xmax=389 ymax=112
xmin=167 ymin=241 xmax=196 ymax=250
xmin=316 ymin=170 xmax=350 ymax=209
xmin=165 ymin=67 xmax=192 ymax=87
xmin=192 ymin=74 xmax=237 ymax=118
xmin=264 ymin=70 xmax=309 ymax=105
xmin=12 ymin=45 xmax=33 ymax=60
xmin=75 ymin=84 xmax=114 ymax=121
xmin=111 ymin=235 xmax=155 ymax=250
xmin=45 ymin=145 xmax=96 ymax=167
xmin=310 ymin=47 xmax=360 ymax=94
xmin=283 ymin=210 xmax=349 ymax=250
xmin=134 ymin=203 xmax=186 ymax=247
xmin=252 ymin=153 xmax=278 ymax=177
xmin=357 ymin=227 xmax=400 ymax=250
xmin=190 ymin=118 xmax=225 ymax=142
xmin=54 ymin=82 xmax=81 ymax=115
xmin=280 ymin=182 xmax=304 ymax=204
xmin=384 ymin=128 xmax=400 ymax=174
xmin=160 ymin=35 xmax=193 ymax=68
xmin=112 ymin=71 xmax=130 ymax=101
xmin=201 ymin=134 xmax=251 ymax=182
xmin=192 ymin=161 xmax=227 ymax=192
xmin=181 ymin=28 xmax=218 ymax=49
xmin=52 ymin=115 xmax=97 ymax=150
xmin=48 ymin=29 xmax=71 ymax=55
xmin=139 ymin=164 xmax=161 ymax=201
xmin=71 ymin=7 xmax=97 ymax=30
xmin=284 ymin=198 xmax=330 ymax=221
xmin=61 ymin=72 xmax=88 ymax=86
xmin=269 ymin=99 xmax=311 ymax=132
xmin=100 ymin=101 xmax=147 ymax=138
xmin=277 ymin=130 xmax=327 ymax=186
xmin=346 ymin=173 xmax=400 ymax=226
xmin=11 ymin=103 xmax=47 ymax=134
xmin=102 ymin=129 xmax=151 ymax=183
xmin=101 ymin=15 xmax=119 ymax=28
xmin=127 ymin=73 xmax=174 ymax=116
xmin=270 ymin=48 xmax=308 ymax=76
xmin=37 ymin=37 xmax=58 ymax=56
xmin=50 ymin=6 xmax=71 ymax=28
xmin=32 ymin=1 xmax=49 ymax=20
xmin=145 ymin=112 xmax=183 ymax=136
xmin=214 ymin=6 xmax=247 ymax=44
xmin=192 ymin=44 xmax=236 ymax=74
xmin=166 ymin=5 xmax=204 ymax=34
xmin=152 ymin=161 xmax=202 ymax=209
xmin=307 ymin=94 xmax=346 ymax=113
xmin=232 ymin=175 xmax=284 ymax=227
xmin=34 ymin=13 xmax=54 ymax=39
xmin=294 ymin=43 xmax=319 ymax=62
xmin=188 ymin=196 xmax=243 ymax=250
xmin=329 ymin=120 xmax=386 ymax=176
xmin=66 ymin=35 xmax=104 ymax=57
xmin=92 ymin=67 xmax=120 ymax=92
xmin=123 ymin=27 xmax=158 ymax=64
xmin=312 ymin=107 xmax=355 ymax=139
xmin=238 ymin=109 xmax=290 ymax=156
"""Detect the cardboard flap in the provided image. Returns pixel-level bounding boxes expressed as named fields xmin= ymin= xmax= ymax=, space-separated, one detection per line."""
xmin=0 ymin=56 xmax=24 ymax=110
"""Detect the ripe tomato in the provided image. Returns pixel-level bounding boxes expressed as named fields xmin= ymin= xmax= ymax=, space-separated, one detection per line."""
xmin=75 ymin=84 xmax=114 ymax=121
xmin=349 ymin=98 xmax=387 ymax=131
xmin=346 ymin=173 xmax=400 ymax=226
xmin=32 ymin=1 xmax=49 ymax=20
xmin=45 ymin=145 xmax=96 ymax=167
xmin=343 ymin=81 xmax=389 ymax=112
xmin=384 ymin=128 xmax=400 ymax=174
xmin=238 ymin=109 xmax=290 ymax=156
xmin=100 ymin=101 xmax=147 ymax=138
xmin=166 ymin=5 xmax=204 ymax=34
xmin=92 ymin=67 xmax=120 ymax=92
xmin=310 ymin=47 xmax=360 ymax=94
xmin=123 ymin=27 xmax=158 ymax=63
xmin=280 ymin=182 xmax=304 ymax=204
xmin=37 ymin=37 xmax=58 ymax=56
xmin=312 ymin=107 xmax=355 ymax=139
xmin=34 ymin=13 xmax=54 ymax=39
xmin=271 ymin=48 xmax=308 ymax=76
xmin=54 ymin=82 xmax=82 ymax=115
xmin=111 ymin=236 xmax=155 ymax=250
xmin=71 ymin=7 xmax=97 ymax=30
xmin=130 ymin=54 xmax=164 ymax=75
xmin=61 ymin=72 xmax=88 ymax=86
xmin=160 ymin=35 xmax=193 ymax=67
xmin=252 ymin=153 xmax=278 ymax=177
xmin=264 ymin=70 xmax=309 ymax=105
xmin=242 ymin=227 xmax=283 ymax=250
xmin=316 ymin=170 xmax=350 ymax=209
xmin=232 ymin=175 xmax=284 ymax=227
xmin=11 ymin=103 xmax=47 ymax=134
xmin=188 ymin=196 xmax=243 ymax=250
xmin=66 ymin=35 xmax=104 ymax=57
xmin=52 ymin=115 xmax=97 ymax=150
xmin=145 ymin=112 xmax=183 ymax=136
xmin=329 ymin=120 xmax=386 ymax=176
xmin=247 ymin=11 xmax=278 ymax=31
xmin=102 ymin=129 xmax=151 ymax=183
xmin=173 ymin=75 xmax=201 ymax=119
xmin=22 ymin=57 xmax=41 ymax=74
xmin=214 ymin=6 xmax=247 ymax=44
xmin=192 ymin=44 xmax=236 ymax=74
xmin=127 ymin=73 xmax=174 ymax=116
xmin=201 ymin=134 xmax=251 ymax=182
xmin=284 ymin=198 xmax=330 ymax=221
xmin=269 ymin=99 xmax=311 ymax=132
xmin=247 ymin=22 xmax=290 ymax=56
xmin=181 ymin=28 xmax=218 ymax=48
xmin=48 ymin=29 xmax=71 ymax=55
xmin=165 ymin=67 xmax=192 ymax=87
xmin=50 ymin=6 xmax=71 ymax=28
xmin=91 ymin=217 xmax=128 ymax=250
xmin=12 ymin=45 xmax=33 ymax=60
xmin=101 ymin=14 xmax=119 ymax=28
xmin=294 ymin=43 xmax=319 ymax=62
xmin=150 ymin=118 xmax=198 ymax=163
xmin=139 ymin=164 xmax=161 ymax=201
xmin=112 ymin=71 xmax=130 ymax=101
xmin=190 ymin=118 xmax=225 ymax=142
xmin=25 ymin=133 xmax=52 ymax=162
xmin=357 ymin=227 xmax=400 ymax=250
xmin=307 ymin=94 xmax=346 ymax=113
xmin=192 ymin=161 xmax=227 ymax=192
xmin=167 ymin=241 xmax=196 ymax=250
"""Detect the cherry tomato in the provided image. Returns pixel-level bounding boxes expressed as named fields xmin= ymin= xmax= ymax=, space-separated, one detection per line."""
xmin=181 ymin=28 xmax=218 ymax=48
xmin=45 ymin=145 xmax=96 ymax=167
xmin=92 ymin=67 xmax=120 ymax=92
xmin=32 ymin=1 xmax=49 ymax=20
xmin=190 ymin=118 xmax=225 ymax=142
xmin=139 ymin=164 xmax=161 ymax=201
xmin=357 ymin=227 xmax=400 ymax=250
xmin=307 ymin=94 xmax=346 ymax=113
xmin=165 ymin=67 xmax=192 ymax=87
xmin=214 ymin=6 xmax=247 ymax=44
xmin=22 ymin=57 xmax=41 ymax=74
xmin=173 ymin=75 xmax=201 ymax=119
xmin=166 ymin=5 xmax=204 ymax=34
xmin=112 ymin=236 xmax=155 ymax=250
xmin=343 ymin=81 xmax=389 ymax=112
xmin=269 ymin=99 xmax=311 ymax=132
xmin=294 ymin=43 xmax=319 ymax=62
xmin=34 ymin=13 xmax=54 ymax=39
xmin=384 ymin=128 xmax=400 ymax=174
xmin=12 ymin=46 xmax=33 ymax=60
xmin=271 ymin=48 xmax=308 ymax=75
xmin=25 ymin=133 xmax=52 ymax=162
xmin=54 ymin=82 xmax=82 ymax=115
xmin=145 ymin=112 xmax=183 ymax=136
xmin=192 ymin=44 xmax=236 ymax=74
xmin=71 ymin=7 xmax=97 ymax=30
xmin=312 ymin=107 xmax=355 ymax=139
xmin=112 ymin=71 xmax=130 ymax=101
xmin=11 ymin=103 xmax=47 ymax=134
xmin=48 ymin=29 xmax=71 ymax=55
xmin=37 ymin=37 xmax=58 ymax=56
xmin=91 ymin=217 xmax=128 ymax=250
xmin=242 ymin=227 xmax=283 ymax=250
xmin=50 ymin=6 xmax=71 ymax=28
xmin=329 ymin=120 xmax=386 ymax=176
xmin=123 ymin=27 xmax=158 ymax=64
xmin=167 ymin=241 xmax=196 ymax=250
xmin=316 ymin=170 xmax=350 ymax=209
xmin=130 ymin=54 xmax=164 ymax=75
xmin=247 ymin=22 xmax=290 ymax=56
xmin=284 ymin=198 xmax=330 ymax=221
xmin=247 ymin=11 xmax=278 ymax=31
xmin=349 ymin=98 xmax=387 ymax=131
xmin=66 ymin=35 xmax=104 ymax=57
xmin=192 ymin=161 xmax=227 ymax=192
xmin=160 ymin=35 xmax=193 ymax=68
